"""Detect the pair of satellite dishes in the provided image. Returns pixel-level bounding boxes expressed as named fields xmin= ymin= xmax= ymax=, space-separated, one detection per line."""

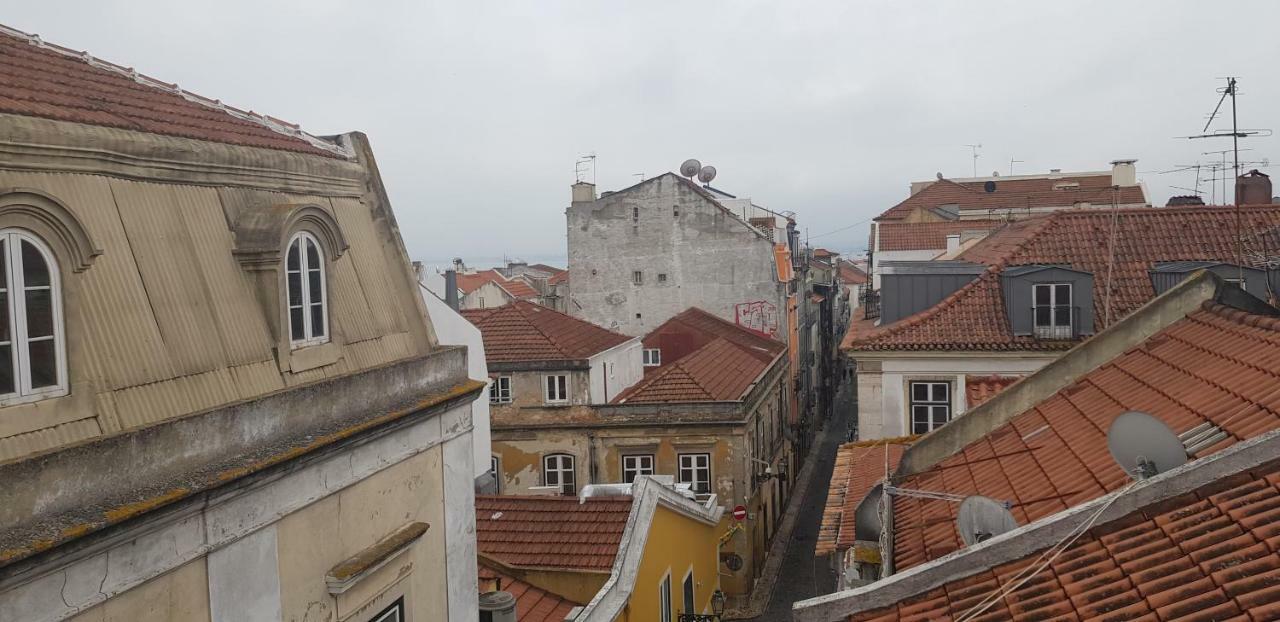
xmin=680 ymin=158 xmax=717 ymax=184
xmin=861 ymin=411 xmax=1188 ymax=548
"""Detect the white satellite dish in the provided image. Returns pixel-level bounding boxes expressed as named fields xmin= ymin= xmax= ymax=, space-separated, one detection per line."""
xmin=956 ymin=495 xmax=1018 ymax=545
xmin=680 ymin=159 xmax=702 ymax=178
xmin=698 ymin=165 xmax=717 ymax=184
xmin=1107 ymin=411 xmax=1187 ymax=479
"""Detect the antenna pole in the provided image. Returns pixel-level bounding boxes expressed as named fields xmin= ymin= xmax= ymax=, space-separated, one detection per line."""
xmin=1230 ymin=78 xmax=1242 ymax=276
xmin=964 ymin=144 xmax=982 ymax=177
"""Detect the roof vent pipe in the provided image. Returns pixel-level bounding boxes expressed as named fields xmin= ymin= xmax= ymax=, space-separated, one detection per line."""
xmin=479 ymin=591 xmax=516 ymax=622
xmin=445 ymin=269 xmax=460 ymax=311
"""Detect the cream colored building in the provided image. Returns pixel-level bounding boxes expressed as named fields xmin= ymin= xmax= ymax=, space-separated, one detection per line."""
xmin=0 ymin=25 xmax=484 ymax=622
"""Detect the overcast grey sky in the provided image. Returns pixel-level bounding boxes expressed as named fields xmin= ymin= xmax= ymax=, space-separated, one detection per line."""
xmin=8 ymin=1 xmax=1278 ymax=264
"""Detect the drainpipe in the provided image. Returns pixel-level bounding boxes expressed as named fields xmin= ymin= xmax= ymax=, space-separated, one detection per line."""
xmin=445 ymin=269 xmax=460 ymax=311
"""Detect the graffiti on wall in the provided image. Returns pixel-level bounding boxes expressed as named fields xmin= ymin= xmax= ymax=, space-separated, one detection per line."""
xmin=735 ymin=300 xmax=779 ymax=336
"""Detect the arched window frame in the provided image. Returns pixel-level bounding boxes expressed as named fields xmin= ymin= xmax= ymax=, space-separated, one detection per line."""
xmin=285 ymin=231 xmax=330 ymax=349
xmin=0 ymin=229 xmax=67 ymax=405
xmin=542 ymin=453 xmax=577 ymax=495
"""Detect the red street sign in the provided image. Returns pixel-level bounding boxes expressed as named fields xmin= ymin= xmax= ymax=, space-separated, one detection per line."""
xmin=732 ymin=505 xmax=747 ymax=521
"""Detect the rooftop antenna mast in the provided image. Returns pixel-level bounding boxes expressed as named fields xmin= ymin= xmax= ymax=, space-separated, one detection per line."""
xmin=574 ymin=152 xmax=597 ymax=185
xmin=1009 ymin=156 xmax=1024 ymax=176
xmin=964 ymin=144 xmax=982 ymax=177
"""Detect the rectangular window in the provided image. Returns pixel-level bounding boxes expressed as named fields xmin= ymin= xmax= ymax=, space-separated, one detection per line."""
xmin=622 ymin=454 xmax=655 ymax=483
xmin=660 ymin=574 xmax=672 ymax=622
xmin=632 ymin=270 xmax=643 ymax=285
xmin=490 ymin=456 xmax=502 ymax=494
xmin=489 ymin=376 xmax=511 ymax=404
xmin=673 ymin=205 xmax=679 ymax=218
xmin=544 ymin=374 xmax=569 ymax=404
xmin=368 ymin=597 xmax=404 ymax=622
xmin=1032 ymin=283 xmax=1072 ymax=339
xmin=909 ymin=381 xmax=951 ymax=434
xmin=678 ymin=453 xmax=711 ymax=494
xmin=633 ymin=206 xmax=640 ymax=222
xmin=643 ymin=348 xmax=661 ymax=367
xmin=657 ymin=273 xmax=668 ymax=283
xmin=682 ymin=571 xmax=695 ymax=614
xmin=543 ymin=454 xmax=576 ymax=495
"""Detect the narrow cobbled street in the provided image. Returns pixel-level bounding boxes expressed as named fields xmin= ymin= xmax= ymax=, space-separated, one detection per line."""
xmin=745 ymin=377 xmax=854 ymax=622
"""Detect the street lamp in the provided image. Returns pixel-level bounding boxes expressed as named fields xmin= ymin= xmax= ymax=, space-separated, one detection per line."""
xmin=678 ymin=590 xmax=726 ymax=622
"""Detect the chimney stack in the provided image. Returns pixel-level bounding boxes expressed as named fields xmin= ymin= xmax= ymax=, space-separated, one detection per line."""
xmin=945 ymin=234 xmax=961 ymax=253
xmin=445 ymin=270 xmax=460 ymax=311
xmin=1110 ymin=159 xmax=1138 ymax=187
xmin=479 ymin=591 xmax=516 ymax=622
xmin=1236 ymin=170 xmax=1272 ymax=206
xmin=571 ymin=182 xmax=597 ymax=203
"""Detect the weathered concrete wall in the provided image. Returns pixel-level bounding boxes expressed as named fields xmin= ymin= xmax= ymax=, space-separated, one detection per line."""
xmin=460 ymin=280 xmax=512 ymax=310
xmin=568 ymin=174 xmax=785 ymax=338
xmin=587 ymin=339 xmax=644 ymax=403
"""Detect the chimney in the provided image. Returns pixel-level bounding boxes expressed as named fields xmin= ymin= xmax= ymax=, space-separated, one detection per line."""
xmin=411 ymin=261 xmax=424 ymax=281
xmin=445 ymin=270 xmax=460 ymax=311
xmin=479 ymin=591 xmax=516 ymax=622
xmin=1110 ymin=159 xmax=1138 ymax=186
xmin=572 ymin=182 xmax=597 ymax=203
xmin=1236 ymin=170 xmax=1272 ymax=206
xmin=945 ymin=234 xmax=961 ymax=253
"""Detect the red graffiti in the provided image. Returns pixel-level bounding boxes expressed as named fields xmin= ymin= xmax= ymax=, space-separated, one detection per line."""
xmin=734 ymin=300 xmax=779 ymax=336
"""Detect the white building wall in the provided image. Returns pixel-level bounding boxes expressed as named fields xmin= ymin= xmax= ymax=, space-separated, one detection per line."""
xmin=419 ymin=277 xmax=492 ymax=481
xmin=587 ymin=338 xmax=644 ymax=403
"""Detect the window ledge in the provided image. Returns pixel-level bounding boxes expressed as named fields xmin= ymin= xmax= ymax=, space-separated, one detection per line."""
xmin=325 ymin=521 xmax=428 ymax=595
xmin=281 ymin=341 xmax=342 ymax=373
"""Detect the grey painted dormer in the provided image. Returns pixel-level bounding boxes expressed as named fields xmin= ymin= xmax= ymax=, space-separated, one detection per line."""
xmin=1001 ymin=265 xmax=1095 ymax=339
xmin=1150 ymin=262 xmax=1269 ymax=298
xmin=879 ymin=261 xmax=986 ymax=324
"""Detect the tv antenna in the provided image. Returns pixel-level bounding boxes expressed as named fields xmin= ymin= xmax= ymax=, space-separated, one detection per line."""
xmin=634 ymin=172 xmax=645 ymax=182
xmin=963 ymin=144 xmax=982 ymax=177
xmin=956 ymin=496 xmax=1019 ymax=545
xmin=1106 ymin=411 xmax=1187 ymax=480
xmin=575 ymin=152 xmax=597 ymax=184
xmin=1009 ymin=156 xmax=1024 ymax=176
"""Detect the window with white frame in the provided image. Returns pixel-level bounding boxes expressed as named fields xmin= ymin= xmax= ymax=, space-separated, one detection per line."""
xmin=544 ymin=374 xmax=569 ymax=404
xmin=659 ymin=573 xmax=672 ymax=622
xmin=543 ymin=453 xmax=576 ymax=494
xmin=1032 ymin=283 xmax=1072 ymax=340
xmin=678 ymin=453 xmax=711 ymax=495
xmin=632 ymin=270 xmax=643 ymax=285
xmin=622 ymin=454 xmax=654 ymax=483
xmin=367 ymin=597 xmax=404 ymax=622
xmin=489 ymin=376 xmax=511 ymax=404
xmin=0 ymin=230 xmax=66 ymax=404
xmin=643 ymin=348 xmax=661 ymax=367
xmin=286 ymin=231 xmax=328 ymax=347
xmin=909 ymin=381 xmax=951 ymax=434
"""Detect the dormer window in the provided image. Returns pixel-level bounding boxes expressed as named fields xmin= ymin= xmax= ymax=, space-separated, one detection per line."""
xmin=0 ymin=231 xmax=66 ymax=404
xmin=1033 ymin=283 xmax=1072 ymax=339
xmin=286 ymin=232 xmax=328 ymax=347
xmin=643 ymin=348 xmax=661 ymax=366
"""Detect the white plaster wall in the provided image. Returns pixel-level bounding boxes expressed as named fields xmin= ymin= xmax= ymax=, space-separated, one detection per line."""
xmin=588 ymin=338 xmax=644 ymax=403
xmin=857 ymin=355 xmax=1057 ymax=440
xmin=207 ymin=525 xmax=282 ymax=622
xmin=420 ymin=282 xmax=492 ymax=480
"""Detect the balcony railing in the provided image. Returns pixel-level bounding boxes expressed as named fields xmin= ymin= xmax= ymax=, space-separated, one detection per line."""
xmin=1031 ymin=305 xmax=1080 ymax=340
xmin=861 ymin=289 xmax=881 ymax=320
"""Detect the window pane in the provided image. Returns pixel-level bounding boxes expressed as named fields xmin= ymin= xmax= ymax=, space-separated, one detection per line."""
xmin=0 ymin=344 xmax=12 ymax=394
xmin=0 ymin=238 xmax=6 ymax=292
xmin=25 ymin=289 xmax=52 ymax=338
xmin=308 ymin=270 xmax=323 ymax=304
xmin=933 ymin=383 xmax=948 ymax=402
xmin=0 ymin=291 xmax=8 ymax=343
xmin=911 ymin=383 xmax=928 ymax=402
xmin=1034 ymin=285 xmax=1050 ymax=305
xmin=1055 ymin=284 xmax=1070 ymax=302
xmin=28 ymin=339 xmax=56 ymax=388
xmin=290 ymin=307 xmax=305 ymax=340
xmin=287 ymin=271 xmax=303 ymax=306
xmin=21 ymin=241 xmax=49 ymax=287
xmin=287 ymin=240 xmax=300 ymax=271
xmin=545 ymin=469 xmax=558 ymax=486
xmin=306 ymin=238 xmax=320 ymax=267
xmin=557 ymin=376 xmax=567 ymax=398
xmin=310 ymin=304 xmax=325 ymax=338
xmin=1035 ymin=306 xmax=1051 ymax=326
xmin=933 ymin=406 xmax=949 ymax=426
xmin=1055 ymin=306 xmax=1071 ymax=326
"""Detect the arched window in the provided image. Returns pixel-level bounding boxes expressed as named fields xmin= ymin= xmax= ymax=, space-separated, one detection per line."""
xmin=286 ymin=232 xmax=328 ymax=347
xmin=0 ymin=230 xmax=66 ymax=403
xmin=542 ymin=453 xmax=576 ymax=495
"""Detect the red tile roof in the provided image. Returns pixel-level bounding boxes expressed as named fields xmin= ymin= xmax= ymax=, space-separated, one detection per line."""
xmin=476 ymin=495 xmax=633 ymax=572
xmin=816 ymin=438 xmax=913 ymax=556
xmin=847 ymin=205 xmax=1280 ymax=352
xmin=965 ymin=375 xmax=1022 ymax=408
xmin=876 ymin=220 xmax=1005 ymax=252
xmin=462 ymin=301 xmax=632 ymax=364
xmin=457 ymin=269 xmax=540 ymax=299
xmin=876 ymin=175 xmax=1147 ymax=221
xmin=478 ymin=563 xmax=582 ymax=622
xmin=890 ymin=300 xmax=1280 ymax=571
xmin=614 ymin=308 xmax=786 ymax=404
xmin=847 ymin=461 xmax=1280 ymax=622
xmin=0 ymin=24 xmax=344 ymax=159
xmin=838 ymin=260 xmax=868 ymax=286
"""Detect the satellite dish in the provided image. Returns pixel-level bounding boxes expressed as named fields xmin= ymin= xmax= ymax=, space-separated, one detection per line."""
xmin=956 ymin=496 xmax=1018 ymax=545
xmin=984 ymin=180 xmax=997 ymax=193
xmin=853 ymin=484 xmax=884 ymax=542
xmin=936 ymin=172 xmax=944 ymax=180
xmin=698 ymin=165 xmax=717 ymax=184
xmin=680 ymin=159 xmax=702 ymax=178
xmin=1107 ymin=411 xmax=1187 ymax=479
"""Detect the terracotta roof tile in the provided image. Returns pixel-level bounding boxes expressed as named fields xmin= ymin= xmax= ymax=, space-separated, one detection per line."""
xmin=478 ymin=563 xmax=582 ymax=622
xmin=838 ymin=261 xmax=868 ymax=285
xmin=965 ymin=375 xmax=1023 ymax=408
xmin=476 ymin=495 xmax=633 ymax=572
xmin=876 ymin=175 xmax=1147 ymax=221
xmin=890 ymin=301 xmax=1280 ymax=572
xmin=462 ymin=300 xmax=631 ymax=364
xmin=456 ymin=270 xmax=540 ymax=299
xmin=0 ymin=24 xmax=344 ymax=158
xmin=817 ymin=438 xmax=914 ymax=555
xmin=847 ymin=460 xmax=1280 ymax=621
xmin=877 ymin=220 xmax=1005 ymax=252
xmin=848 ymin=205 xmax=1280 ymax=352
xmin=614 ymin=308 xmax=785 ymax=404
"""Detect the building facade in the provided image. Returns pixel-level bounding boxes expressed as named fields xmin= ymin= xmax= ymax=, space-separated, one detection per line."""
xmin=0 ymin=26 xmax=484 ymax=622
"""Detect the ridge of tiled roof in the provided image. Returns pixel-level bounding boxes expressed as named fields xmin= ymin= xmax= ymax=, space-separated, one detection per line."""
xmin=478 ymin=562 xmax=582 ymax=622
xmin=456 ymin=269 xmax=538 ymax=299
xmin=476 ymin=495 xmax=633 ymax=572
xmin=876 ymin=175 xmax=1146 ymax=221
xmin=816 ymin=437 xmax=915 ymax=556
xmin=848 ymin=205 xmax=1280 ymax=352
xmin=0 ymin=24 xmax=349 ymax=159
xmin=838 ymin=261 xmax=868 ymax=285
xmin=461 ymin=300 xmax=632 ymax=364
xmin=889 ymin=296 xmax=1280 ymax=570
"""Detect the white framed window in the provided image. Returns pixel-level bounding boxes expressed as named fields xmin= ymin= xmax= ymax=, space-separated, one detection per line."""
xmin=543 ymin=453 xmax=576 ymax=495
xmin=286 ymin=231 xmax=328 ymax=348
xmin=632 ymin=270 xmax=643 ymax=285
xmin=622 ymin=454 xmax=655 ymax=484
xmin=909 ymin=381 xmax=950 ymax=434
xmin=1032 ymin=283 xmax=1072 ymax=340
xmin=544 ymin=374 xmax=569 ymax=404
xmin=490 ymin=456 xmax=502 ymax=494
xmin=489 ymin=376 xmax=511 ymax=404
xmin=678 ymin=453 xmax=711 ymax=495
xmin=368 ymin=597 xmax=404 ymax=622
xmin=0 ymin=230 xmax=67 ymax=405
xmin=478 ymin=296 xmax=485 ymax=309
xmin=643 ymin=348 xmax=661 ymax=367
xmin=659 ymin=572 xmax=672 ymax=622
